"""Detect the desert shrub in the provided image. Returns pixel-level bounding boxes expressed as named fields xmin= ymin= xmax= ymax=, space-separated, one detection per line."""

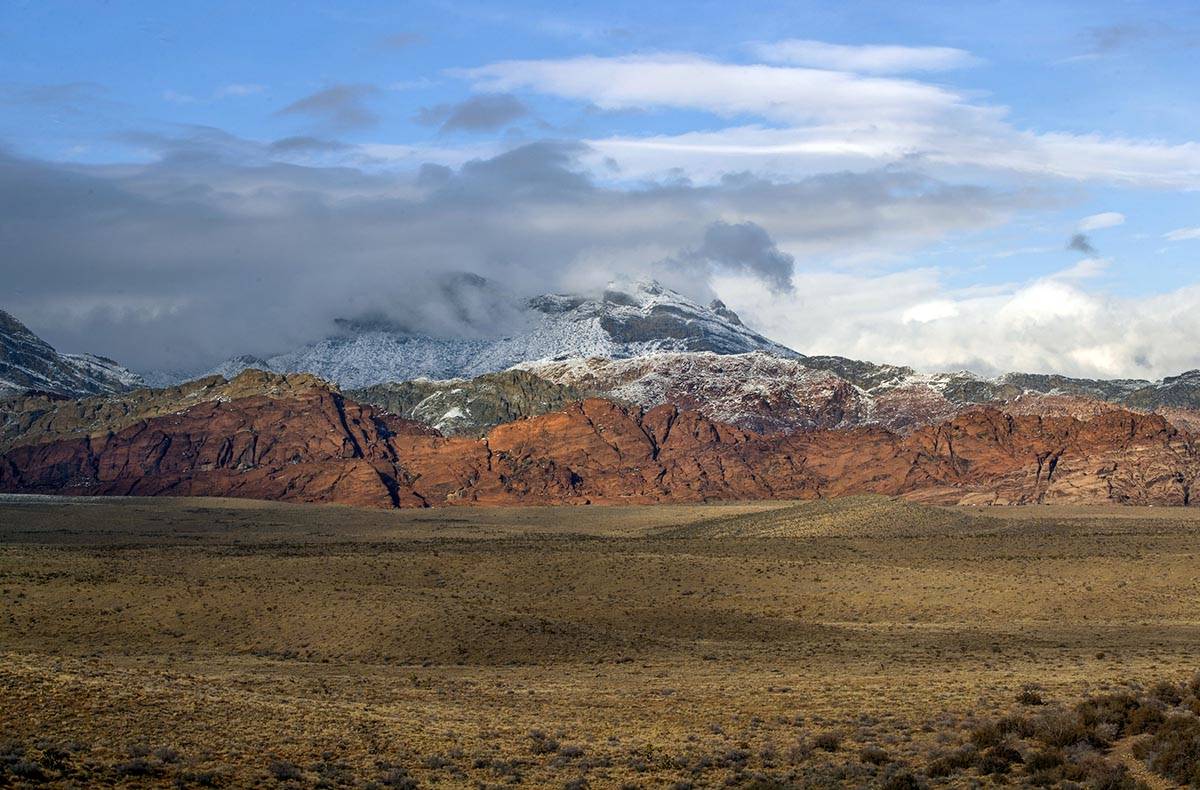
xmin=1150 ymin=680 xmax=1183 ymax=706
xmin=529 ymin=730 xmax=560 ymax=755
xmin=1018 ymin=685 xmax=1047 ymax=706
xmin=785 ymin=740 xmax=812 ymax=765
xmin=268 ymin=760 xmax=303 ymax=781
xmin=1025 ymin=747 xmax=1065 ymax=772
xmin=976 ymin=742 xmax=1022 ymax=775
xmin=115 ymin=757 xmax=161 ymax=778
xmin=8 ymin=760 xmax=47 ymax=781
xmin=926 ymin=745 xmax=976 ymax=777
xmin=969 ymin=719 xmax=1004 ymax=749
xmin=1034 ymin=708 xmax=1094 ymax=747
xmin=1133 ymin=714 xmax=1200 ymax=786
xmin=812 ymin=732 xmax=840 ymax=752
xmin=880 ymin=767 xmax=928 ymax=790
xmin=154 ymin=746 xmax=182 ymax=763
xmin=377 ymin=766 xmax=417 ymax=789
xmin=860 ymin=744 xmax=889 ymax=765
xmin=1127 ymin=701 xmax=1167 ymax=735
xmin=1075 ymin=692 xmax=1142 ymax=739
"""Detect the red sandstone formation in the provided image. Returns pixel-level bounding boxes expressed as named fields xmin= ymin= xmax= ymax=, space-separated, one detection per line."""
xmin=2 ymin=387 xmax=1197 ymax=508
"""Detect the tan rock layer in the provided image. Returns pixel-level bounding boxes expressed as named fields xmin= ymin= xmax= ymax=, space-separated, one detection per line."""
xmin=2 ymin=390 xmax=1198 ymax=508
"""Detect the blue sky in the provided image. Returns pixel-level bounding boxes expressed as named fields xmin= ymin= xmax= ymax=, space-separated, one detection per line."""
xmin=1 ymin=0 xmax=1199 ymax=376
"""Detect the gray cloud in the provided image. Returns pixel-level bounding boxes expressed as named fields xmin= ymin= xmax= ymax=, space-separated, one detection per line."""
xmin=415 ymin=93 xmax=529 ymax=132
xmin=269 ymin=136 xmax=352 ymax=153
xmin=1068 ymin=233 xmax=1098 ymax=256
xmin=0 ymin=135 xmax=1022 ymax=373
xmin=277 ymin=84 xmax=380 ymax=130
xmin=690 ymin=221 xmax=795 ymax=293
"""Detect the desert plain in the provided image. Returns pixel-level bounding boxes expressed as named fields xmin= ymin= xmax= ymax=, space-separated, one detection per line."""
xmin=1 ymin=495 xmax=1198 ymax=788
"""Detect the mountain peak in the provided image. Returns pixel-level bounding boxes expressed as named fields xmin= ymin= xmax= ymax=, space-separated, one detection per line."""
xmin=200 ymin=280 xmax=797 ymax=388
xmin=1 ymin=308 xmax=142 ymax=398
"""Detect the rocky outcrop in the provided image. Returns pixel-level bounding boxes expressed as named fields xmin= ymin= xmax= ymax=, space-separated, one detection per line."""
xmin=349 ymin=370 xmax=584 ymax=436
xmin=2 ymin=383 xmax=1198 ymax=508
xmin=0 ymin=309 xmax=142 ymax=397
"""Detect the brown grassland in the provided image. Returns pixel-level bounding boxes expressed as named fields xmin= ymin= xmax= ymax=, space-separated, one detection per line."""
xmin=1 ymin=494 xmax=1199 ymax=788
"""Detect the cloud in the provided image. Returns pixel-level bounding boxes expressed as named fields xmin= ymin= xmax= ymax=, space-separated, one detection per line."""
xmin=277 ymin=84 xmax=380 ymax=130
xmin=715 ymin=266 xmax=1200 ymax=379
xmin=216 ymin=83 xmax=265 ymax=98
xmin=415 ymin=93 xmax=529 ymax=132
xmin=268 ymin=136 xmax=351 ymax=154
xmin=1165 ymin=226 xmax=1200 ymax=242
xmin=0 ymin=137 xmax=1022 ymax=372
xmin=1077 ymin=211 xmax=1124 ymax=231
xmin=462 ymin=53 xmax=1200 ymax=188
xmin=1067 ymin=233 xmax=1098 ymax=256
xmin=752 ymin=40 xmax=979 ymax=73
xmin=681 ymin=221 xmax=795 ymax=293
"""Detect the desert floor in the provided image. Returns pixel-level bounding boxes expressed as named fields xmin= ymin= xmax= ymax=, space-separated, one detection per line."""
xmin=1 ymin=495 xmax=1198 ymax=788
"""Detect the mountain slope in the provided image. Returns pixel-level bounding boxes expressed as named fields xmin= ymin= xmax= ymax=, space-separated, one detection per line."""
xmin=205 ymin=280 xmax=799 ymax=388
xmin=0 ymin=309 xmax=142 ymax=397
xmin=349 ymin=369 xmax=583 ymax=436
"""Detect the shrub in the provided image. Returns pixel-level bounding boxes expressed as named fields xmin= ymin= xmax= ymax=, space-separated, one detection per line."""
xmin=1034 ymin=709 xmax=1093 ymax=748
xmin=860 ymin=744 xmax=889 ymax=765
xmin=1018 ymin=685 xmax=1046 ymax=706
xmin=812 ymin=733 xmax=840 ymax=752
xmin=268 ymin=760 xmax=303 ymax=781
xmin=926 ymin=745 xmax=976 ymax=777
xmin=1134 ymin=714 xmax=1200 ymax=786
xmin=976 ymin=742 xmax=1022 ymax=775
xmin=880 ymin=768 xmax=927 ymax=790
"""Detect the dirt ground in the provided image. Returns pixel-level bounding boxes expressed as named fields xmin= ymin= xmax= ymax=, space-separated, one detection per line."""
xmin=1 ymin=495 xmax=1198 ymax=788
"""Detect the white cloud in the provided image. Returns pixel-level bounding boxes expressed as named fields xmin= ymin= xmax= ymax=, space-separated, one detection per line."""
xmin=215 ymin=83 xmax=266 ymax=98
xmin=1077 ymin=211 xmax=1125 ymax=231
xmin=1165 ymin=226 xmax=1200 ymax=241
xmin=715 ymin=268 xmax=1200 ymax=379
xmin=462 ymin=53 xmax=1200 ymax=188
xmin=902 ymin=300 xmax=959 ymax=323
xmin=752 ymin=40 xmax=979 ymax=73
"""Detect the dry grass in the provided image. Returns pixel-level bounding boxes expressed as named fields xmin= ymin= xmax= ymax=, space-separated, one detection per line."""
xmin=1 ymin=494 xmax=1199 ymax=787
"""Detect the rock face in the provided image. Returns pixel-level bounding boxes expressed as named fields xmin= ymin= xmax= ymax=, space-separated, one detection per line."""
xmin=0 ymin=309 xmax=142 ymax=397
xmin=3 ymin=380 xmax=1198 ymax=508
xmin=349 ymin=370 xmax=583 ymax=436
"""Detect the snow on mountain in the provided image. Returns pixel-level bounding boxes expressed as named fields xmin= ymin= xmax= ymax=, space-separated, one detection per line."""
xmin=0 ymin=309 xmax=143 ymax=397
xmin=201 ymin=279 xmax=799 ymax=388
xmin=518 ymin=351 xmax=1200 ymax=434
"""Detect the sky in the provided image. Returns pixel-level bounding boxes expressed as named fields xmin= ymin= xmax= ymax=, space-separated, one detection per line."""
xmin=2 ymin=0 xmax=1200 ymax=378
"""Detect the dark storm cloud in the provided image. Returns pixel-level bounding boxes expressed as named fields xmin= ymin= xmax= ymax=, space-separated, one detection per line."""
xmin=415 ymin=94 xmax=530 ymax=132
xmin=1068 ymin=233 xmax=1098 ymax=256
xmin=688 ymin=221 xmax=796 ymax=293
xmin=0 ymin=136 xmax=1023 ymax=373
xmin=277 ymin=84 xmax=380 ymax=130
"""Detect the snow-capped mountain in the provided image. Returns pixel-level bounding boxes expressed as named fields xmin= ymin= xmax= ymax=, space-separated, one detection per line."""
xmin=201 ymin=279 xmax=799 ymax=388
xmin=518 ymin=351 xmax=1200 ymax=434
xmin=0 ymin=309 xmax=143 ymax=398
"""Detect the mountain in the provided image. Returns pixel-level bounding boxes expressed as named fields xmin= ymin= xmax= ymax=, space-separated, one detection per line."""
xmin=3 ymin=377 xmax=1198 ymax=508
xmin=516 ymin=351 xmax=1200 ymax=435
xmin=348 ymin=369 xmax=583 ymax=436
xmin=0 ymin=309 xmax=142 ymax=397
xmin=202 ymin=279 xmax=799 ymax=388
